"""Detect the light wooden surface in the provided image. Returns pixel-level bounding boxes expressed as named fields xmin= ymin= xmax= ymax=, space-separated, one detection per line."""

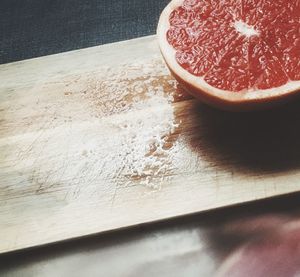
xmin=1 ymin=35 xmax=300 ymax=254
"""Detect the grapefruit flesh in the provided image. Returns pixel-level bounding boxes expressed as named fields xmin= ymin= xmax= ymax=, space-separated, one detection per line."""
xmin=157 ymin=0 xmax=300 ymax=110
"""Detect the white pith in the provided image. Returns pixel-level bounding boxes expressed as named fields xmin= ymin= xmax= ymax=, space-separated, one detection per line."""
xmin=234 ymin=20 xmax=259 ymax=37
xmin=157 ymin=0 xmax=300 ymax=104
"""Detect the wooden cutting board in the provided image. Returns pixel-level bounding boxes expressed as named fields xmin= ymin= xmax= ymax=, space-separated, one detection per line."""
xmin=1 ymin=36 xmax=300 ymax=254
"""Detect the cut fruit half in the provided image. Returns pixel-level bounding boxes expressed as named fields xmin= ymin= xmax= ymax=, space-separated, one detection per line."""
xmin=157 ymin=0 xmax=300 ymax=111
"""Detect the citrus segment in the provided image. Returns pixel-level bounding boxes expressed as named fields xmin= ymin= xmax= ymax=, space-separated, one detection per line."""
xmin=262 ymin=23 xmax=300 ymax=81
xmin=248 ymin=37 xmax=289 ymax=90
xmin=203 ymin=36 xmax=249 ymax=91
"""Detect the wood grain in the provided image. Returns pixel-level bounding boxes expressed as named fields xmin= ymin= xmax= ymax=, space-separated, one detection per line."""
xmin=1 ymin=36 xmax=300 ymax=254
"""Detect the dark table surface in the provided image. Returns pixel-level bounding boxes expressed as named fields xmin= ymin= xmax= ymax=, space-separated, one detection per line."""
xmin=1 ymin=1 xmax=300 ymax=276
xmin=0 ymin=0 xmax=168 ymax=64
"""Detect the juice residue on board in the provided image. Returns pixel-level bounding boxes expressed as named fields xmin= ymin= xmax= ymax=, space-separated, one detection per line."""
xmin=19 ymin=57 xmax=192 ymax=200
xmin=72 ymin=58 xmax=185 ymax=190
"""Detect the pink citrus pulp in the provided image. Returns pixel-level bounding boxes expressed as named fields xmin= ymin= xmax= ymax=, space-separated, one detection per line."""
xmin=157 ymin=0 xmax=300 ymax=111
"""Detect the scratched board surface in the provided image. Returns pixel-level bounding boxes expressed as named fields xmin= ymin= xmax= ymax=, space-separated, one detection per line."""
xmin=1 ymin=36 xmax=300 ymax=254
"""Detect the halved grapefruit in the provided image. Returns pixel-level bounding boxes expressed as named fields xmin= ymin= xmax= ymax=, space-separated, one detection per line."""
xmin=157 ymin=0 xmax=300 ymax=111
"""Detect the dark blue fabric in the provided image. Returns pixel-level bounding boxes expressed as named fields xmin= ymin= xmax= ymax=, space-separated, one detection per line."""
xmin=0 ymin=0 xmax=169 ymax=64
